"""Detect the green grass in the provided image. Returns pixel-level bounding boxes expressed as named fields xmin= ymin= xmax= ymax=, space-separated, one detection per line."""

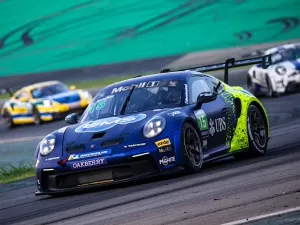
xmin=0 ymin=164 xmax=35 ymax=184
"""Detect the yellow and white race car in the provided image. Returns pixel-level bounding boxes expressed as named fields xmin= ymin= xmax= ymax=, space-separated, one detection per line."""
xmin=0 ymin=80 xmax=92 ymax=128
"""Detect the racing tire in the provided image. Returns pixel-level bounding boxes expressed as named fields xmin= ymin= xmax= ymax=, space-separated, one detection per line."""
xmin=32 ymin=107 xmax=42 ymax=125
xmin=266 ymin=75 xmax=279 ymax=97
xmin=181 ymin=122 xmax=203 ymax=173
xmin=234 ymin=104 xmax=268 ymax=160
xmin=2 ymin=109 xmax=16 ymax=129
xmin=247 ymin=75 xmax=259 ymax=97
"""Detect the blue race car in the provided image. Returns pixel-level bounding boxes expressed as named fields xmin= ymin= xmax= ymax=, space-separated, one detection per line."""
xmin=35 ymin=55 xmax=272 ymax=196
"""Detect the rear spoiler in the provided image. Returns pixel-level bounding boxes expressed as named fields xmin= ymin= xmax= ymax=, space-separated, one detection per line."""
xmin=160 ymin=54 xmax=272 ymax=84
xmin=0 ymin=88 xmax=14 ymax=97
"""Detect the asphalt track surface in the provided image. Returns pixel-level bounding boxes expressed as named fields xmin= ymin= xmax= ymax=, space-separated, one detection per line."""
xmin=1 ymin=69 xmax=300 ymax=225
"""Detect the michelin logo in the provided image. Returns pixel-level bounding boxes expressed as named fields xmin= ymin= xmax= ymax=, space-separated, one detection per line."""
xmin=68 ymin=149 xmax=112 ymax=161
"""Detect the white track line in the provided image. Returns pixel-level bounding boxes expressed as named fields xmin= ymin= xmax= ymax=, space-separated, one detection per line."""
xmin=0 ymin=136 xmax=44 ymax=144
xmin=221 ymin=206 xmax=300 ymax=225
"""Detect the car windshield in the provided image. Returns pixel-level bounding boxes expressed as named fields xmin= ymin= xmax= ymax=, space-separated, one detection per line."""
xmin=80 ymin=79 xmax=185 ymax=123
xmin=271 ymin=48 xmax=297 ymax=63
xmin=31 ymin=83 xmax=69 ymax=99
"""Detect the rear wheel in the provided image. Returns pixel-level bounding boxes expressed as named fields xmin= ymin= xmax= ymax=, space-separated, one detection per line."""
xmin=234 ymin=104 xmax=268 ymax=159
xmin=181 ymin=122 xmax=203 ymax=173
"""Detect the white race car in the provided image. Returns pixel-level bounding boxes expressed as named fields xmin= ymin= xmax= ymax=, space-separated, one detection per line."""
xmin=247 ymin=43 xmax=300 ymax=97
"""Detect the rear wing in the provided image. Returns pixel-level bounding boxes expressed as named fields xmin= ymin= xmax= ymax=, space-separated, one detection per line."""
xmin=160 ymin=54 xmax=272 ymax=84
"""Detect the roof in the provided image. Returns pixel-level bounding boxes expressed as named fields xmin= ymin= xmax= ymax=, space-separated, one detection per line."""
xmin=22 ymin=80 xmax=62 ymax=90
xmin=104 ymin=71 xmax=200 ymax=89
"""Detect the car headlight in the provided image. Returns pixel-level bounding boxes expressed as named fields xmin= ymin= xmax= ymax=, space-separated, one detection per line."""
xmin=43 ymin=100 xmax=52 ymax=107
xmin=143 ymin=116 xmax=166 ymax=138
xmin=275 ymin=66 xmax=286 ymax=75
xmin=82 ymin=91 xmax=91 ymax=99
xmin=40 ymin=134 xmax=56 ymax=156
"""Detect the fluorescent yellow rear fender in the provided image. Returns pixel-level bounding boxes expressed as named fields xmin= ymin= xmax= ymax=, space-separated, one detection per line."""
xmin=223 ymin=86 xmax=270 ymax=153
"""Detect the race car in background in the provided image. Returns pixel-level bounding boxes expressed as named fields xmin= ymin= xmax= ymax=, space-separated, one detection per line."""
xmin=34 ymin=55 xmax=272 ymax=196
xmin=0 ymin=81 xmax=92 ymax=128
xmin=247 ymin=43 xmax=300 ymax=97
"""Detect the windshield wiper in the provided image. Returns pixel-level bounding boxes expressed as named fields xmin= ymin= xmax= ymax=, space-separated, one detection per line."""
xmin=120 ymin=86 xmax=136 ymax=115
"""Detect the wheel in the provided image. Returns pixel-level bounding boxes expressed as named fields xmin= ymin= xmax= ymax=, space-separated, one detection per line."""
xmin=2 ymin=109 xmax=15 ymax=129
xmin=181 ymin=122 xmax=203 ymax=173
xmin=32 ymin=107 xmax=42 ymax=125
xmin=234 ymin=104 xmax=268 ymax=160
xmin=266 ymin=75 xmax=279 ymax=97
xmin=247 ymin=74 xmax=258 ymax=96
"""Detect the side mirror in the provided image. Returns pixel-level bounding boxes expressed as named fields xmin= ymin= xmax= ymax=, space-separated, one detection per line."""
xmin=69 ymin=85 xmax=76 ymax=90
xmin=19 ymin=97 xmax=29 ymax=102
xmin=196 ymin=92 xmax=216 ymax=108
xmin=65 ymin=113 xmax=79 ymax=124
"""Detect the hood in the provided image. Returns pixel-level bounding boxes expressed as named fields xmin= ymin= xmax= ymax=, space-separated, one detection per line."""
xmin=61 ymin=108 xmax=179 ymax=156
xmin=40 ymin=91 xmax=81 ymax=104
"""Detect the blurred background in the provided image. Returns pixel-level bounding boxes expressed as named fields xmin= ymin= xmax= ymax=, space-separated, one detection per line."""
xmin=0 ymin=0 xmax=300 ymax=167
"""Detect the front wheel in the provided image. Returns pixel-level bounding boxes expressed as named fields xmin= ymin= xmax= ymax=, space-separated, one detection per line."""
xmin=32 ymin=107 xmax=42 ymax=125
xmin=234 ymin=104 xmax=268 ymax=160
xmin=181 ymin=122 xmax=203 ymax=173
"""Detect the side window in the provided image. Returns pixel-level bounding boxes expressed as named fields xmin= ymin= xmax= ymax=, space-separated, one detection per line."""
xmin=203 ymin=75 xmax=224 ymax=94
xmin=15 ymin=92 xmax=29 ymax=100
xmin=189 ymin=76 xmax=211 ymax=103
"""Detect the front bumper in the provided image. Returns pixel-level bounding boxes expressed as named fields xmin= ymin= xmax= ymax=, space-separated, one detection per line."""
xmin=36 ymin=133 xmax=183 ymax=195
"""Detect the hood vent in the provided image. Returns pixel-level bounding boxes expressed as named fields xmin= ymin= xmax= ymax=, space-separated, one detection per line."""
xmin=101 ymin=138 xmax=124 ymax=147
xmin=66 ymin=144 xmax=85 ymax=153
xmin=92 ymin=132 xmax=106 ymax=140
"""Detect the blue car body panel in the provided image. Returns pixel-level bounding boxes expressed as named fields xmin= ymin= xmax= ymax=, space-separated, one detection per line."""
xmin=34 ymin=71 xmax=260 ymax=195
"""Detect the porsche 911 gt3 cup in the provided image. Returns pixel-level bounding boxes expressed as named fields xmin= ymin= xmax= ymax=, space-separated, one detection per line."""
xmin=0 ymin=81 xmax=92 ymax=128
xmin=247 ymin=43 xmax=300 ymax=97
xmin=34 ymin=55 xmax=272 ymax=196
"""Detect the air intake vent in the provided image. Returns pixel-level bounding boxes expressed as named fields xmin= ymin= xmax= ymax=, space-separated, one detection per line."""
xmin=66 ymin=144 xmax=85 ymax=153
xmin=101 ymin=138 xmax=124 ymax=147
xmin=92 ymin=132 xmax=106 ymax=140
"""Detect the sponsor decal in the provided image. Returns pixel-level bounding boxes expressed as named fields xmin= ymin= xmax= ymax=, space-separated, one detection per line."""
xmin=159 ymin=156 xmax=175 ymax=166
xmin=111 ymin=81 xmax=160 ymax=94
xmin=158 ymin=146 xmax=172 ymax=153
xmin=68 ymin=149 xmax=112 ymax=161
xmin=124 ymin=143 xmax=146 ymax=148
xmin=45 ymin=156 xmax=60 ymax=161
xmin=184 ymin=84 xmax=188 ymax=104
xmin=35 ymin=159 xmax=39 ymax=168
xmin=71 ymin=157 xmax=107 ymax=169
xmin=209 ymin=117 xmax=226 ymax=136
xmin=203 ymin=139 xmax=207 ymax=148
xmin=194 ymin=109 xmax=208 ymax=130
xmin=168 ymin=111 xmax=181 ymax=117
xmin=89 ymin=95 xmax=114 ymax=113
xmin=75 ymin=114 xmax=147 ymax=133
xmin=201 ymin=130 xmax=209 ymax=137
xmin=155 ymin=138 xmax=171 ymax=148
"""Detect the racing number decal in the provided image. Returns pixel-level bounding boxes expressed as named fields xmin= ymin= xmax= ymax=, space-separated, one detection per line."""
xmin=194 ymin=109 xmax=208 ymax=130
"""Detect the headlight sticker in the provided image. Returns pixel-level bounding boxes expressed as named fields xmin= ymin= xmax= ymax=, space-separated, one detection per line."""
xmin=155 ymin=138 xmax=171 ymax=148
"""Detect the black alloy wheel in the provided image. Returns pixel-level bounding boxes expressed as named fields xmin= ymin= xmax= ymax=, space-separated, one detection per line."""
xmin=182 ymin=122 xmax=203 ymax=173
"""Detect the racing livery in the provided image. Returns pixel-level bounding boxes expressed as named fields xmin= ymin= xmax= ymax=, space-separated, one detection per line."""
xmin=35 ymin=56 xmax=272 ymax=196
xmin=0 ymin=81 xmax=92 ymax=128
xmin=247 ymin=43 xmax=300 ymax=97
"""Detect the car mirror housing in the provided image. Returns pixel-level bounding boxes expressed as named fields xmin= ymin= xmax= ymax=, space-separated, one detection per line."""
xmin=196 ymin=92 xmax=217 ymax=108
xmin=65 ymin=113 xmax=79 ymax=124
